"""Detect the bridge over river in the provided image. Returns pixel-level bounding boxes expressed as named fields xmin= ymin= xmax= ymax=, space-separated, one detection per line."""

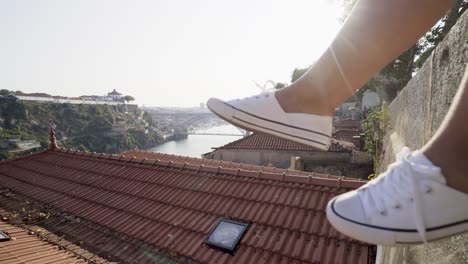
xmin=147 ymin=124 xmax=245 ymax=158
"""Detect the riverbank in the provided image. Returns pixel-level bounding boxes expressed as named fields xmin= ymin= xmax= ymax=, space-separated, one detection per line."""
xmin=147 ymin=124 xmax=243 ymax=158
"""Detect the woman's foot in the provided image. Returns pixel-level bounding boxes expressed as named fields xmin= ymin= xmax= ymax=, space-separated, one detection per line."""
xmin=326 ymin=147 xmax=468 ymax=245
xmin=206 ymin=90 xmax=333 ymax=150
xmin=274 ymin=83 xmax=338 ymax=116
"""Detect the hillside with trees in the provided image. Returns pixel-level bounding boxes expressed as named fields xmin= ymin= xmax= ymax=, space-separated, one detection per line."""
xmin=0 ymin=99 xmax=162 ymax=159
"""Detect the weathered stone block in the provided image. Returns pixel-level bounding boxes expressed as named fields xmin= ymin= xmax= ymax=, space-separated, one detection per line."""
xmin=376 ymin=11 xmax=468 ymax=264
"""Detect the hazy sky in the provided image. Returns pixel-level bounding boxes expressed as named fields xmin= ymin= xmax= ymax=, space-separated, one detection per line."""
xmin=1 ymin=0 xmax=343 ymax=107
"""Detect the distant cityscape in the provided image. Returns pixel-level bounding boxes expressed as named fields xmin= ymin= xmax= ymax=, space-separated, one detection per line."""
xmin=2 ymin=89 xmax=134 ymax=106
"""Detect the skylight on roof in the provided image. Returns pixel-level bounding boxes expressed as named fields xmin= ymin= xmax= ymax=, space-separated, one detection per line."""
xmin=205 ymin=218 xmax=248 ymax=253
xmin=0 ymin=231 xmax=11 ymax=242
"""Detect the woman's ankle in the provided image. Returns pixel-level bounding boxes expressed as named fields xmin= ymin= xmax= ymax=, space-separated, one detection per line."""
xmin=422 ymin=146 xmax=468 ymax=194
xmin=275 ymin=85 xmax=337 ymax=115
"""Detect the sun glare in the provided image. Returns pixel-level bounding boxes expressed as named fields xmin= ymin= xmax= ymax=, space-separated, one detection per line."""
xmin=1 ymin=0 xmax=346 ymax=107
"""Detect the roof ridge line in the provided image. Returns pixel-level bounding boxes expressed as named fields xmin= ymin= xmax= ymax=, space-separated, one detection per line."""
xmin=214 ymin=132 xmax=255 ymax=149
xmin=0 ymin=148 xmax=51 ymax=164
xmin=54 ymin=148 xmax=366 ymax=189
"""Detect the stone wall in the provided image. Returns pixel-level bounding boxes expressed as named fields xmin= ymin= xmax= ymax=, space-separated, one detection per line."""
xmin=211 ymin=149 xmax=352 ymax=168
xmin=209 ymin=149 xmax=372 ymax=178
xmin=303 ymin=161 xmax=372 ymax=179
xmin=376 ymin=11 xmax=468 ymax=264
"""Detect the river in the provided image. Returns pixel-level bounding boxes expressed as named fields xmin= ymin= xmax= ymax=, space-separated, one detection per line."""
xmin=146 ymin=124 xmax=243 ymax=158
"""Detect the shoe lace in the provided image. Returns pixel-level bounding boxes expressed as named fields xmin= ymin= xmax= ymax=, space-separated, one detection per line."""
xmin=358 ymin=147 xmax=441 ymax=243
xmin=246 ymin=81 xmax=276 ymax=100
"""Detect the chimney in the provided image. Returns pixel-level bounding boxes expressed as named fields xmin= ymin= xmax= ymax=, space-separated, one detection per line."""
xmin=289 ymin=156 xmax=303 ymax=170
xmin=49 ymin=126 xmax=57 ymax=149
xmin=352 ymin=134 xmax=366 ymax=151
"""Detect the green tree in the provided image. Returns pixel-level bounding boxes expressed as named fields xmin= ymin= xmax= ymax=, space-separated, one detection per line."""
xmin=414 ymin=0 xmax=467 ymax=69
xmin=124 ymin=95 xmax=135 ymax=102
xmin=0 ymin=89 xmax=10 ymax=96
xmin=0 ymin=101 xmax=28 ymax=129
xmin=363 ymin=105 xmax=389 ymax=175
xmin=291 ymin=67 xmax=309 ymax=82
xmin=369 ymin=0 xmax=466 ymax=102
xmin=274 ymin=82 xmax=287 ymax=89
xmin=77 ymin=144 xmax=89 ymax=151
xmin=0 ymin=152 xmax=15 ymax=160
xmin=40 ymin=141 xmax=49 ymax=149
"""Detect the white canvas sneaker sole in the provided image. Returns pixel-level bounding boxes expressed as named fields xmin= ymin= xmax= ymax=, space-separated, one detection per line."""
xmin=327 ymin=197 xmax=468 ymax=245
xmin=207 ymin=98 xmax=331 ymax=150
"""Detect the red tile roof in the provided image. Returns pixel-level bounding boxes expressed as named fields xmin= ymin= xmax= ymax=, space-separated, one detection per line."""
xmin=332 ymin=129 xmax=363 ymax=142
xmin=0 ymin=149 xmax=374 ymax=264
xmin=213 ymin=133 xmax=355 ymax=152
xmin=0 ymin=211 xmax=108 ymax=264
xmin=333 ymin=120 xmax=362 ymax=130
xmin=121 ymin=149 xmax=360 ymax=180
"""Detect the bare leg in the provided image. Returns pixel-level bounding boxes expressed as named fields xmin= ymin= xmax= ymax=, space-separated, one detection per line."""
xmin=423 ymin=68 xmax=468 ymax=194
xmin=276 ymin=0 xmax=455 ymax=115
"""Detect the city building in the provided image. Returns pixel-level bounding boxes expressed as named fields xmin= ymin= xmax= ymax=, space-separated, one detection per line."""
xmin=361 ymin=90 xmax=380 ymax=109
xmin=333 ymin=129 xmax=364 ymax=143
xmin=331 ymin=119 xmax=365 ymax=151
xmin=203 ymin=133 xmax=372 ymax=178
xmin=334 ymin=100 xmax=364 ymax=121
xmin=333 ymin=119 xmax=362 ymax=131
xmin=107 ymin=89 xmax=123 ymax=101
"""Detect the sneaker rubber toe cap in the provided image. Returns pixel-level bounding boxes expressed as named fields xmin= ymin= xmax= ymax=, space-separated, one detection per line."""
xmin=328 ymin=191 xmax=367 ymax=224
xmin=207 ymin=98 xmax=235 ymax=119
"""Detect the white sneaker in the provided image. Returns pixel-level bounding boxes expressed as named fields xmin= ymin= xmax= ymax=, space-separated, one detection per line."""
xmin=207 ymin=92 xmax=332 ymax=150
xmin=326 ymin=147 xmax=468 ymax=245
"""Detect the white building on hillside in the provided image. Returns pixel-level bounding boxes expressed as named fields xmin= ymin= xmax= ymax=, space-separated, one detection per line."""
xmin=362 ymin=90 xmax=380 ymax=109
xmin=107 ymin=89 xmax=123 ymax=101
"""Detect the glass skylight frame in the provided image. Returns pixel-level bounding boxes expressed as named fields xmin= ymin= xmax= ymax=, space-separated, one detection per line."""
xmin=204 ymin=218 xmax=248 ymax=254
xmin=0 ymin=231 xmax=11 ymax=242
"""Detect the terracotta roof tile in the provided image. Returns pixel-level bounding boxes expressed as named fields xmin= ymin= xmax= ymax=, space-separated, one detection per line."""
xmin=210 ymin=133 xmax=355 ymax=152
xmin=332 ymin=129 xmax=363 ymax=142
xmin=0 ymin=214 xmax=108 ymax=263
xmin=333 ymin=119 xmax=362 ymax=130
xmin=121 ymin=149 xmax=362 ymax=182
xmin=0 ymin=149 xmax=373 ymax=263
